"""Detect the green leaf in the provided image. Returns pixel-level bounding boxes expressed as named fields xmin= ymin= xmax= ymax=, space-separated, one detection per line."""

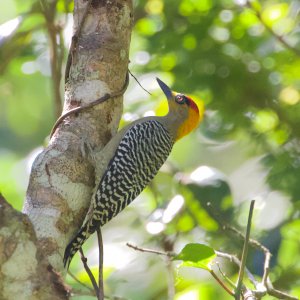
xmin=173 ymin=243 xmax=216 ymax=271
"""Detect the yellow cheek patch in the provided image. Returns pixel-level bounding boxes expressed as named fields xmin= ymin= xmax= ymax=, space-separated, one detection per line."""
xmin=175 ymin=97 xmax=205 ymax=141
xmin=175 ymin=107 xmax=200 ymax=140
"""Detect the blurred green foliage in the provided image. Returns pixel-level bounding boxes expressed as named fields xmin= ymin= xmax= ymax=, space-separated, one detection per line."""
xmin=0 ymin=0 xmax=300 ymax=299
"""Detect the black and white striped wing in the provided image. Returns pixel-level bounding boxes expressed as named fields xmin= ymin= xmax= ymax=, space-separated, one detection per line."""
xmin=93 ymin=120 xmax=173 ymax=226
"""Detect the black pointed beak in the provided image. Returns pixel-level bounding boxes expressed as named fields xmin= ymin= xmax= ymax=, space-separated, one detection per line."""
xmin=156 ymin=78 xmax=173 ymax=100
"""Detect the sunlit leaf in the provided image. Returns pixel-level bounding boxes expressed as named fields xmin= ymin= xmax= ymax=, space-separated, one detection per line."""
xmin=174 ymin=243 xmax=216 ymax=271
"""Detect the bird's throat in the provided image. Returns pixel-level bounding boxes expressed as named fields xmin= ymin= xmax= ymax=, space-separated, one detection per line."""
xmin=175 ymin=108 xmax=200 ymax=141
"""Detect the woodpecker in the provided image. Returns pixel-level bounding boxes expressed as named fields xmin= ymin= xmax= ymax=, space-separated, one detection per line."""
xmin=63 ymin=78 xmax=204 ymax=268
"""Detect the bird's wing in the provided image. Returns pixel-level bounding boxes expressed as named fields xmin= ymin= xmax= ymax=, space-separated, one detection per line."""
xmin=92 ymin=119 xmax=174 ymax=225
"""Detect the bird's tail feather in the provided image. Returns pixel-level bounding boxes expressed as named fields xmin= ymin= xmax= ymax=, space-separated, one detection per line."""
xmin=63 ymin=223 xmax=92 ymax=269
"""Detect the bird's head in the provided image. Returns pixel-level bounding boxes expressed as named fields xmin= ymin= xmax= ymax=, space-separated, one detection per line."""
xmin=157 ymin=78 xmax=204 ymax=141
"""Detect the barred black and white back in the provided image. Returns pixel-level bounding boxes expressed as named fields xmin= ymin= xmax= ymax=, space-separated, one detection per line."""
xmin=64 ymin=120 xmax=174 ymax=267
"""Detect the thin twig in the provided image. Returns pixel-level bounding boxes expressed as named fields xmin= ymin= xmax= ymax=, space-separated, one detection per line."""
xmin=224 ymin=224 xmax=270 ymax=254
xmin=50 ymin=72 xmax=129 ymax=137
xmin=216 ymin=251 xmax=258 ymax=288
xmin=210 ymin=270 xmax=235 ymax=296
xmin=128 ymin=69 xmax=152 ymax=95
xmin=235 ymin=200 xmax=255 ymax=299
xmin=67 ymin=270 xmax=95 ymax=293
xmin=245 ymin=0 xmax=300 ymax=57
xmin=97 ymin=229 xmax=104 ymax=300
xmin=79 ymin=248 xmax=99 ymax=298
xmin=242 ymin=290 xmax=258 ymax=300
xmin=262 ymin=250 xmax=271 ymax=286
xmin=266 ymin=279 xmax=299 ymax=300
xmin=126 ymin=242 xmax=175 ymax=257
xmin=216 ymin=262 xmax=236 ymax=289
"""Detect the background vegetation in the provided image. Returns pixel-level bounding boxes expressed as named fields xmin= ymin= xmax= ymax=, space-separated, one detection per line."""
xmin=0 ymin=0 xmax=299 ymax=299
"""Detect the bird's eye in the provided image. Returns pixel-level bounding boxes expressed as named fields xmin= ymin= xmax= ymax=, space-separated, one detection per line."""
xmin=175 ymin=94 xmax=186 ymax=105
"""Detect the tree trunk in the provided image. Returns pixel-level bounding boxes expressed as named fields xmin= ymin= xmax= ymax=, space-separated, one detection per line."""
xmin=0 ymin=194 xmax=69 ymax=300
xmin=0 ymin=1 xmax=133 ymax=299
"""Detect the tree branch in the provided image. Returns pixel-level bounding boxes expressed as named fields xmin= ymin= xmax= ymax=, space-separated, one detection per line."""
xmin=235 ymin=200 xmax=255 ymax=299
xmin=79 ymin=248 xmax=99 ymax=298
xmin=40 ymin=0 xmax=63 ymax=118
xmin=97 ymin=228 xmax=104 ymax=300
xmin=267 ymin=279 xmax=298 ymax=300
xmin=216 ymin=251 xmax=258 ymax=288
xmin=126 ymin=242 xmax=175 ymax=257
